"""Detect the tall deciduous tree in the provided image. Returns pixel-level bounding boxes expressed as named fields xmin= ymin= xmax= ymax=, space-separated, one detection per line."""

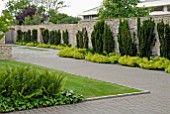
xmin=98 ymin=0 xmax=149 ymax=19
xmin=0 ymin=10 xmax=13 ymax=39
xmin=29 ymin=0 xmax=67 ymax=12
xmin=48 ymin=9 xmax=81 ymax=24
xmin=3 ymin=0 xmax=67 ymax=25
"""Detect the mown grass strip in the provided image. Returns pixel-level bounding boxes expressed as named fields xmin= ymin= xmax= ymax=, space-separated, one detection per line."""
xmin=0 ymin=60 xmax=141 ymax=98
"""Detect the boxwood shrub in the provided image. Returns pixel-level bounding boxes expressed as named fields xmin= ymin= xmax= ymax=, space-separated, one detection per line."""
xmin=58 ymin=47 xmax=86 ymax=59
xmin=85 ymin=53 xmax=110 ymax=63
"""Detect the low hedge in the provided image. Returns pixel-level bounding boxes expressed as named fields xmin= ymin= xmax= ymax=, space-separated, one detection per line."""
xmin=58 ymin=47 xmax=170 ymax=74
xmin=15 ymin=41 xmax=68 ymax=50
xmin=118 ymin=56 xmax=140 ymax=67
xmin=85 ymin=53 xmax=110 ymax=63
xmin=58 ymin=47 xmax=86 ymax=59
xmin=137 ymin=57 xmax=169 ymax=70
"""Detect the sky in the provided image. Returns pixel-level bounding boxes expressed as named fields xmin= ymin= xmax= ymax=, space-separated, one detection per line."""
xmin=0 ymin=0 xmax=103 ymax=16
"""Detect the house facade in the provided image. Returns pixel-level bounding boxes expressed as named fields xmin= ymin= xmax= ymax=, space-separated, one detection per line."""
xmin=79 ymin=0 xmax=170 ymax=20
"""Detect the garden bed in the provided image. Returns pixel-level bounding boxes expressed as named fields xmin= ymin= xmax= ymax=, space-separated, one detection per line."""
xmin=0 ymin=60 xmax=141 ymax=113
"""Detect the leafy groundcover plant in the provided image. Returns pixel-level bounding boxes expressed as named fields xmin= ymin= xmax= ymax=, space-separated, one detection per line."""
xmin=0 ymin=66 xmax=84 ymax=113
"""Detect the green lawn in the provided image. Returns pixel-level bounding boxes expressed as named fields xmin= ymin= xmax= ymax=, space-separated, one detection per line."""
xmin=0 ymin=60 xmax=141 ymax=98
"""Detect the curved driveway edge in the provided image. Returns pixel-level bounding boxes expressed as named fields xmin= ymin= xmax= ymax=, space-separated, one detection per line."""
xmin=9 ymin=45 xmax=170 ymax=114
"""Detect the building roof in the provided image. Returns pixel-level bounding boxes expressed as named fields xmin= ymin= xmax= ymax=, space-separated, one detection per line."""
xmin=79 ymin=6 xmax=101 ymax=16
xmin=150 ymin=11 xmax=170 ymax=15
xmin=137 ymin=0 xmax=170 ymax=8
xmin=79 ymin=0 xmax=170 ymax=16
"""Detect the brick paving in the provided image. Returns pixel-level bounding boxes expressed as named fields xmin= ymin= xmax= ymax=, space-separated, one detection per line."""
xmin=7 ymin=46 xmax=170 ymax=114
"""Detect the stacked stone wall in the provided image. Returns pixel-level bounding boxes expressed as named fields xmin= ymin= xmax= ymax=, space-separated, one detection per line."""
xmin=10 ymin=15 xmax=170 ymax=55
xmin=0 ymin=46 xmax=12 ymax=60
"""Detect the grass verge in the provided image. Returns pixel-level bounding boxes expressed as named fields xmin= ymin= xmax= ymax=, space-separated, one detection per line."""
xmin=0 ymin=60 xmax=141 ymax=98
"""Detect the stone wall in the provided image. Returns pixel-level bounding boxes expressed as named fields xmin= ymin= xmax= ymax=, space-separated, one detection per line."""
xmin=10 ymin=24 xmax=78 ymax=46
xmin=78 ymin=15 xmax=170 ymax=55
xmin=9 ymin=15 xmax=170 ymax=55
xmin=0 ymin=46 xmax=12 ymax=60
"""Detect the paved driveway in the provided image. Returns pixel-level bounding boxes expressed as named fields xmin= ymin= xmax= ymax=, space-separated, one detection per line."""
xmin=8 ymin=46 xmax=170 ymax=114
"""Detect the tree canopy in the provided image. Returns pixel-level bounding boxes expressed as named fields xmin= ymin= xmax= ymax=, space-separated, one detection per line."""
xmin=48 ymin=9 xmax=81 ymax=24
xmin=98 ymin=0 xmax=150 ymax=19
xmin=1 ymin=0 xmax=80 ymax=25
xmin=0 ymin=10 xmax=13 ymax=36
xmin=0 ymin=10 xmax=13 ymax=39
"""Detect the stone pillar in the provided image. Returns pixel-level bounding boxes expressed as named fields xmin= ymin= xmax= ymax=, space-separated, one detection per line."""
xmin=38 ymin=28 xmax=44 ymax=43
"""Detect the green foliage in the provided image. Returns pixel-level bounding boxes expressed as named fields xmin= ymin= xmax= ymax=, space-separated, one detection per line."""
xmin=37 ymin=44 xmax=51 ymax=48
xmin=118 ymin=56 xmax=140 ymax=67
xmin=42 ymin=29 xmax=49 ymax=44
xmin=138 ymin=18 xmax=156 ymax=58
xmin=59 ymin=16 xmax=81 ymax=24
xmin=0 ymin=66 xmax=65 ymax=98
xmin=17 ymin=30 xmax=23 ymax=41
xmin=165 ymin=65 xmax=170 ymax=73
xmin=56 ymin=30 xmax=61 ymax=45
xmin=76 ymin=28 xmax=89 ymax=48
xmin=0 ymin=10 xmax=13 ymax=39
xmin=91 ymin=20 xmax=115 ymax=54
xmin=49 ymin=30 xmax=61 ymax=45
xmin=91 ymin=20 xmax=105 ymax=54
xmin=5 ymin=0 xmax=33 ymax=18
xmin=98 ymin=0 xmax=149 ymax=19
xmin=27 ymin=30 xmax=32 ymax=42
xmin=76 ymin=30 xmax=81 ymax=48
xmin=49 ymin=31 xmax=55 ymax=44
xmin=23 ymin=14 xmax=42 ymax=25
xmin=17 ymin=29 xmax=36 ymax=42
xmin=15 ymin=41 xmax=27 ymax=45
xmin=31 ymin=13 xmax=42 ymax=25
xmin=0 ymin=66 xmax=84 ymax=113
xmin=26 ymin=42 xmax=38 ymax=47
xmin=58 ymin=47 xmax=170 ymax=73
xmin=157 ymin=20 xmax=170 ymax=59
xmin=0 ymin=90 xmax=83 ymax=113
xmin=22 ymin=30 xmax=32 ymax=42
xmin=118 ymin=56 xmax=170 ymax=70
xmin=58 ymin=47 xmax=120 ymax=64
xmin=85 ymin=53 xmax=110 ymax=63
xmin=103 ymin=24 xmax=114 ymax=54
xmin=15 ymin=41 xmax=68 ymax=50
xmin=32 ymin=29 xmax=38 ymax=43
xmin=4 ymin=0 xmax=66 ymax=25
xmin=109 ymin=52 xmax=121 ymax=64
xmin=0 ymin=34 xmax=4 ymax=40
xmin=118 ymin=20 xmax=137 ymax=56
xmin=63 ymin=30 xmax=69 ymax=45
xmin=84 ymin=28 xmax=89 ymax=49
xmin=48 ymin=10 xmax=81 ymax=24
xmin=23 ymin=16 xmax=32 ymax=25
xmin=58 ymin=47 xmax=86 ymax=59
xmin=49 ymin=44 xmax=68 ymax=50
xmin=138 ymin=57 xmax=169 ymax=70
